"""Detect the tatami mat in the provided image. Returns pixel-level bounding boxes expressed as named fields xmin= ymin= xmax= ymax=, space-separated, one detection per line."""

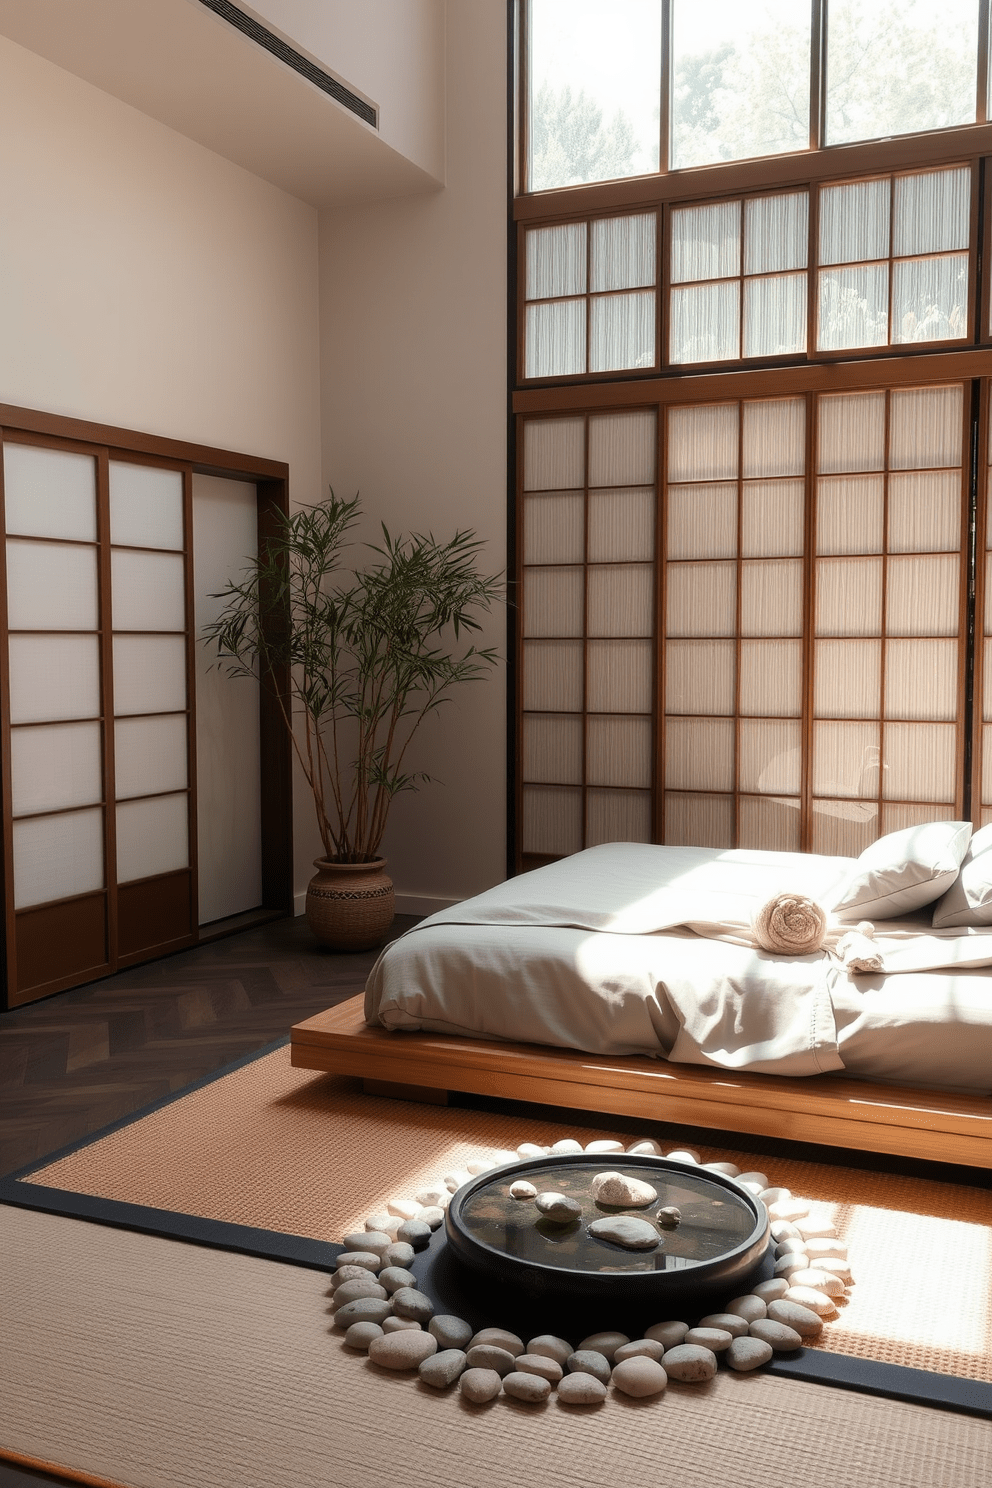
xmin=2 ymin=1205 xmax=990 ymax=1488
xmin=25 ymin=1045 xmax=992 ymax=1382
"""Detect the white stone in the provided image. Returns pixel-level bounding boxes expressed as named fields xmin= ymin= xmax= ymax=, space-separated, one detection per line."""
xmin=459 ymin=1367 xmax=502 ymax=1403
xmin=775 ymin=1237 xmax=808 ymax=1256
xmin=466 ymin=1345 xmax=516 ymax=1377
xmin=381 ymin=1316 xmax=421 ymax=1333
xmin=444 ymin=1170 xmax=473 ymax=1193
xmin=784 ymin=1285 xmax=837 ymax=1317
xmin=342 ymin=1230 xmax=392 ymax=1257
xmin=805 ymin=1238 xmax=848 ymax=1260
xmin=611 ymin=1357 xmax=668 ymax=1397
xmin=816 ymin=1258 xmax=853 ymax=1282
xmin=626 ymin=1139 xmax=663 ymax=1156
xmin=770 ymin=1220 xmax=803 ymax=1243
xmin=587 ymin=1215 xmax=659 ymax=1249
xmin=738 ymin=1180 xmax=766 ymax=1197
xmin=589 ymin=1171 xmax=658 ymax=1207
xmin=661 ymin=1344 xmax=717 ymax=1382
xmin=773 ymin=1253 xmax=808 ymax=1278
xmin=614 ymin=1339 xmax=666 ymax=1362
xmin=788 ymin=1267 xmax=846 ymax=1297
xmin=703 ymin=1161 xmax=740 ymax=1177
xmin=415 ymin=1206 xmax=445 ymax=1230
xmin=759 ymin=1186 xmax=792 ymax=1205
xmin=796 ymin=1216 xmax=838 ymax=1240
xmin=766 ymin=1299 xmax=824 ymax=1337
xmin=344 ymin=1321 xmax=383 ymax=1352
xmin=334 ymin=1297 xmax=393 ymax=1327
xmin=644 ymin=1320 xmax=689 ymax=1350
xmin=330 ymin=1264 xmax=376 ymax=1288
xmin=367 ymin=1331 xmax=438 ymax=1370
xmin=727 ymin=1337 xmax=773 ymax=1372
xmin=666 ymin=1148 xmax=700 ymax=1164
xmin=516 ymin=1142 xmax=549 ymax=1159
xmin=391 ymin=1287 xmax=434 ymax=1323
xmin=466 ymin=1159 xmax=493 ymax=1175
xmin=377 ymin=1266 xmax=417 ymax=1294
xmin=490 ymin=1150 xmax=518 ymax=1167
xmin=767 ymin=1199 xmax=810 ymax=1223
xmin=386 ymin=1199 xmax=422 ymax=1221
xmin=584 ymin=1139 xmax=625 ymax=1154
xmin=724 ymin=1295 xmax=767 ymax=1322
xmin=697 ymin=1313 xmax=748 ymax=1339
xmin=414 ymin=1189 xmax=447 ymax=1208
xmin=557 ymin=1372 xmax=607 ymax=1405
xmin=364 ymin=1212 xmax=401 ymax=1237
xmin=551 ymin=1138 xmax=585 ymax=1155
xmin=683 ymin=1327 xmax=732 ymax=1352
xmin=535 ymin=1191 xmax=582 ymax=1223
xmin=751 ymin=1278 xmax=791 ymax=1303
xmin=509 ymin=1179 xmax=538 ymax=1200
xmin=736 ymin=1170 xmax=769 ymax=1190
xmin=334 ymin=1251 xmax=381 ymax=1274
xmin=566 ymin=1351 xmax=612 ymax=1384
xmin=381 ymin=1242 xmax=415 ymax=1269
xmin=429 ymin=1316 xmax=474 ymax=1351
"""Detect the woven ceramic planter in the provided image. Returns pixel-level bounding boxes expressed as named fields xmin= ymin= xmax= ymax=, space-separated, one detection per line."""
xmin=305 ymin=857 xmax=395 ymax=952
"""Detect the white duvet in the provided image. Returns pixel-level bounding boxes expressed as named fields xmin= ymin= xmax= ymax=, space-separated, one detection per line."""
xmin=365 ymin=844 xmax=992 ymax=1093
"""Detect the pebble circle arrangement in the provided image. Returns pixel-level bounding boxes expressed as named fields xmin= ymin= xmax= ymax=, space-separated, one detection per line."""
xmin=330 ymin=1137 xmax=853 ymax=1410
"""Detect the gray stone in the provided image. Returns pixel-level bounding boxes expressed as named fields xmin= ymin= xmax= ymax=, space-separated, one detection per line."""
xmin=515 ymin=1353 xmax=563 ymax=1383
xmin=416 ymin=1206 xmax=445 ymax=1230
xmin=509 ymin=1180 xmax=537 ymax=1200
xmin=611 ymin=1357 xmax=668 ymax=1398
xmin=726 ymin=1336 xmax=774 ymax=1372
xmin=657 ymin=1206 xmax=681 ymax=1228
xmin=377 ymin=1266 xmax=417 ymax=1295
xmin=418 ymin=1349 xmax=467 ymax=1389
xmin=465 ymin=1345 xmax=516 ymax=1377
xmin=683 ymin=1327 xmax=732 ymax=1353
xmin=526 ymin=1334 xmax=573 ymax=1367
xmin=470 ymin=1327 xmax=525 ymax=1357
xmin=381 ymin=1316 xmax=421 ymax=1333
xmin=766 ymin=1299 xmax=824 ymax=1337
xmin=661 ymin=1344 xmax=717 ymax=1383
xmin=368 ymin=1330 xmax=437 ymax=1370
xmin=589 ymin=1171 xmax=658 ymax=1208
xmin=613 ymin=1339 xmax=665 ymax=1363
xmin=381 ymin=1242 xmax=415 ymax=1269
xmin=577 ymin=1331 xmax=629 ymax=1362
xmin=535 ymin=1191 xmax=582 ymax=1224
xmin=459 ymin=1367 xmax=503 ymax=1403
xmin=414 ymin=1187 xmax=448 ymax=1208
xmin=751 ymin=1278 xmax=791 ymax=1304
xmin=396 ymin=1219 xmax=432 ymax=1248
xmin=331 ymin=1264 xmax=379 ymax=1288
xmin=697 ymin=1313 xmax=748 ymax=1339
xmin=749 ymin=1319 xmax=803 ymax=1351
xmin=343 ymin=1321 xmax=383 ymax=1352
xmin=391 ymin=1287 xmax=434 ymax=1323
xmin=565 ymin=1350 xmax=612 ymax=1385
xmin=644 ymin=1320 xmax=689 ymax=1350
xmin=332 ymin=1278 xmax=387 ymax=1308
xmin=587 ymin=1216 xmax=658 ymax=1250
xmin=557 ymin=1372 xmax=607 ymax=1405
xmin=502 ymin=1371 xmax=552 ymax=1403
xmin=725 ymin=1295 xmax=767 ymax=1322
xmin=341 ymin=1230 xmax=392 ymax=1257
xmin=334 ymin=1251 xmax=381 ymax=1273
xmin=334 ymin=1297 xmax=393 ymax=1327
xmin=429 ymin=1315 xmax=474 ymax=1351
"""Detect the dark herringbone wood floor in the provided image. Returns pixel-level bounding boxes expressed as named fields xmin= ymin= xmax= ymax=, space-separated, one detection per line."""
xmin=0 ymin=912 xmax=418 ymax=1178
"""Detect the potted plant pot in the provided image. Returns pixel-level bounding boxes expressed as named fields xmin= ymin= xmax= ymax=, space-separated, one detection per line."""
xmin=305 ymin=857 xmax=395 ymax=951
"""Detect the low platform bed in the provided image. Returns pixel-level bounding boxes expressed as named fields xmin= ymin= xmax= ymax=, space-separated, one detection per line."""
xmin=290 ymin=995 xmax=992 ymax=1168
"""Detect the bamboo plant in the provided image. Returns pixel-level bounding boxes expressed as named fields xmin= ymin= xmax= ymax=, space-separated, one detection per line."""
xmin=203 ymin=491 xmax=502 ymax=863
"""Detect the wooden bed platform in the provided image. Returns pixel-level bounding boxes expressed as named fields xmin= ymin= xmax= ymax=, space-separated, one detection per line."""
xmin=291 ymin=994 xmax=992 ymax=1169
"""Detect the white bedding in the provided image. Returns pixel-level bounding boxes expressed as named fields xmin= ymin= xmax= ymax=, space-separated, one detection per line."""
xmin=364 ymin=844 xmax=992 ymax=1095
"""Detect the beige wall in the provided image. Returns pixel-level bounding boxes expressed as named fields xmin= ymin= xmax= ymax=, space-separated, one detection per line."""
xmin=318 ymin=0 xmax=508 ymax=912
xmin=0 ymin=33 xmax=324 ymax=907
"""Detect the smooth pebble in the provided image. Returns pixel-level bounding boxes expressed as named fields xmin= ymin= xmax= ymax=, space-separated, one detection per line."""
xmin=334 ymin=1251 xmax=381 ymax=1274
xmin=626 ymin=1139 xmax=663 ymax=1156
xmin=368 ymin=1331 xmax=437 ymax=1369
xmin=396 ymin=1219 xmax=432 ymax=1248
xmin=331 ymin=1264 xmax=376 ymax=1288
xmin=342 ymin=1230 xmax=391 ymax=1257
xmin=612 ymin=1357 xmax=668 ymax=1397
xmin=466 ymin=1159 xmax=493 ymax=1175
xmin=527 ymin=1334 xmax=573 ymax=1367
xmin=589 ymin=1171 xmax=657 ymax=1208
xmin=459 ymin=1368 xmax=502 ymax=1403
xmin=666 ymin=1148 xmax=700 ymax=1164
xmin=415 ymin=1206 xmax=445 ymax=1230
xmin=766 ymin=1299 xmax=824 ymax=1337
xmin=727 ymin=1337 xmax=773 ymax=1372
xmin=516 ymin=1143 xmax=549 ymax=1159
xmin=784 ymin=1285 xmax=837 ymax=1317
xmin=444 ymin=1170 xmax=473 ymax=1193
xmin=515 ymin=1353 xmax=564 ymax=1383
xmin=381 ymin=1242 xmax=415 ymax=1269
xmin=578 ymin=1331 xmax=629 ymax=1362
xmin=332 ymin=1278 xmax=387 ymax=1307
xmin=697 ymin=1313 xmax=748 ymax=1339
xmin=749 ymin=1319 xmax=803 ymax=1351
xmin=365 ymin=1213 xmax=401 ymax=1237
xmin=613 ymin=1339 xmax=665 ymax=1363
xmin=550 ymin=1138 xmax=584 ymax=1155
xmin=703 ymin=1161 xmax=740 ymax=1177
xmin=381 ymin=1316 xmax=421 ymax=1333
xmin=683 ymin=1327 xmax=732 ymax=1353
xmin=767 ymin=1199 xmax=810 ymax=1223
xmin=817 ymin=1258 xmax=853 ymax=1282
xmin=805 ymin=1239 xmax=848 ymax=1260
xmin=736 ymin=1170 xmax=769 ymax=1189
xmin=584 ymin=1139 xmax=625 ymax=1154
xmin=535 ymin=1191 xmax=582 ymax=1223
xmin=770 ymin=1220 xmax=803 ymax=1243
xmin=587 ymin=1216 xmax=658 ymax=1249
xmin=774 ymin=1253 xmax=809 ymax=1278
xmin=509 ymin=1180 xmax=538 ymax=1200
xmin=566 ymin=1350 xmax=612 ymax=1385
xmin=470 ymin=1328 xmax=525 ymax=1357
xmin=466 ymin=1345 xmax=516 ymax=1377
xmin=775 ymin=1237 xmax=808 ymax=1256
xmin=377 ymin=1266 xmax=417 ymax=1295
xmin=662 ymin=1344 xmax=717 ymax=1382
xmin=725 ymin=1295 xmax=767 ymax=1322
xmin=391 ymin=1287 xmax=434 ymax=1323
xmin=344 ymin=1321 xmax=383 ymax=1351
xmin=414 ymin=1188 xmax=447 ymax=1208
xmin=758 ymin=1186 xmax=791 ymax=1205
xmin=796 ymin=1217 xmax=837 ymax=1240
xmin=503 ymin=1372 xmax=551 ymax=1403
xmin=788 ymin=1267 xmax=845 ymax=1297
xmin=751 ymin=1278 xmax=791 ymax=1303
xmin=644 ymin=1321 xmax=689 ymax=1350
xmin=430 ymin=1315 xmax=474 ymax=1350
xmin=419 ymin=1349 xmax=467 ymax=1388
xmin=334 ymin=1297 xmax=393 ymax=1327
xmin=557 ymin=1372 xmax=607 ymax=1405
xmin=386 ymin=1199 xmax=422 ymax=1221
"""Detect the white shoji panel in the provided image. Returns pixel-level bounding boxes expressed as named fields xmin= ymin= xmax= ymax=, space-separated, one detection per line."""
xmin=3 ymin=444 xmax=96 ymax=542
xmin=111 ymin=550 xmax=185 ymax=632
xmin=588 ymin=410 xmax=656 ymax=487
xmin=666 ymin=640 xmax=736 ymax=716
xmin=116 ymin=792 xmax=189 ymax=883
xmin=738 ymin=720 xmax=801 ymax=795
xmin=590 ymin=214 xmax=656 ymax=292
xmin=586 ymin=565 xmax=653 ymax=637
xmin=809 ymin=800 xmax=878 ymax=858
xmin=885 ymin=639 xmax=958 ymax=721
xmin=740 ymin=560 xmax=802 ymax=637
xmin=526 ymin=223 xmax=587 ymax=299
xmin=882 ymin=723 xmax=956 ymax=803
xmin=525 ymin=300 xmax=586 ymax=379
xmin=667 ymin=484 xmax=737 ymax=560
xmin=113 ymin=635 xmax=187 ymax=716
xmin=741 ymin=480 xmax=804 ymax=558
xmin=668 ymin=404 xmax=738 ymax=482
xmin=109 ymin=462 xmax=184 ymax=551
xmin=13 ymin=807 xmax=104 ymax=910
xmin=586 ymin=639 xmax=653 ymax=713
xmin=670 ymin=281 xmax=740 ymax=363
xmin=814 ymin=639 xmax=881 ymax=720
xmin=7 ymin=634 xmax=101 ymax=724
xmin=589 ymin=291 xmax=655 ymax=373
xmin=523 ymin=419 xmax=584 ymax=491
xmin=886 ymin=555 xmax=959 ymax=636
xmin=664 ymin=792 xmax=734 ymax=848
xmin=10 ymin=721 xmax=103 ymax=817
xmin=665 ymin=717 xmax=735 ymax=792
xmin=739 ymin=639 xmax=802 ymax=717
xmin=587 ymin=715 xmax=652 ymax=788
xmin=522 ymin=640 xmax=584 ymax=712
xmin=522 ymin=785 xmax=582 ymax=856
xmin=817 ymin=391 xmax=886 ymax=473
xmin=817 ymin=476 xmax=884 ymax=556
xmin=522 ymin=714 xmax=583 ymax=786
xmin=522 ymin=567 xmax=584 ymax=638
xmin=115 ymin=714 xmax=188 ymax=800
xmin=815 ymin=557 xmax=883 ymax=636
xmin=667 ymin=562 xmax=736 ymax=637
xmin=6 ymin=540 xmax=98 ymax=631
xmin=812 ymin=721 xmax=881 ymax=798
xmin=586 ymin=788 xmax=652 ymax=847
xmin=587 ymin=489 xmax=654 ymax=562
xmin=523 ymin=493 xmax=585 ymax=565
xmin=738 ymin=796 xmax=801 ymax=852
xmin=887 ymin=471 xmax=960 ymax=553
xmin=742 ymin=398 xmax=805 ymax=478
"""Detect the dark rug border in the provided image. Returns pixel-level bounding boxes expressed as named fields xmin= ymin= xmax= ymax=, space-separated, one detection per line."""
xmin=1 ymin=1039 xmax=989 ymax=1422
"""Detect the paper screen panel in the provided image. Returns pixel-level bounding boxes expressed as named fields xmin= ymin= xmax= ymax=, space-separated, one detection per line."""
xmin=3 ymin=444 xmax=96 ymax=542
xmin=743 ymin=274 xmax=807 ymax=358
xmin=13 ymin=806 xmax=104 ymax=910
xmin=745 ymin=193 xmax=808 ymax=275
xmin=113 ymin=635 xmax=187 ymax=716
xmin=816 ymin=476 xmax=884 ymax=556
xmin=741 ymin=480 xmax=804 ymax=558
xmin=586 ymin=788 xmax=652 ymax=846
xmin=817 ymin=265 xmax=889 ymax=351
xmin=892 ymin=256 xmax=968 ymax=344
xmin=665 ymin=792 xmax=734 ymax=848
xmin=740 ymin=560 xmax=802 ymax=637
xmin=111 ymin=550 xmax=185 ymax=633
xmin=670 ymin=281 xmax=740 ymax=363
xmin=889 ymin=386 xmax=963 ymax=469
xmin=522 ymin=640 xmax=584 ymax=712
xmin=7 ymin=634 xmax=101 ymax=725
xmin=666 ymin=639 xmax=735 ymax=715
xmin=588 ymin=411 xmax=656 ymax=487
xmin=985 ymin=636 xmax=992 ymax=722
xmin=522 ymin=567 xmax=584 ymax=637
xmin=116 ymin=792 xmax=189 ymax=883
xmin=589 ymin=291 xmax=656 ymax=373
xmin=525 ymin=300 xmax=586 ymax=379
xmin=665 ymin=717 xmax=734 ymax=792
xmin=893 ymin=168 xmax=970 ymax=257
xmin=886 ymin=555 xmax=959 ymax=636
xmin=590 ymin=213 xmax=655 ymax=292
xmin=667 ymin=562 xmax=736 ymax=637
xmin=810 ymin=800 xmax=877 ymax=857
xmin=818 ymin=178 xmax=890 ymax=266
xmin=586 ymin=564 xmax=653 ymax=636
xmin=10 ymin=721 xmax=103 ymax=817
xmin=108 ymin=463 xmax=184 ymax=551
xmin=882 ymin=803 xmax=955 ymax=833
xmin=6 ymin=540 xmax=98 ymax=631
xmin=815 ymin=557 xmax=883 ymax=636
xmin=742 ymin=398 xmax=805 ymax=479
xmin=739 ymin=639 xmax=802 ymax=717
xmin=671 ymin=201 xmax=741 ymax=283
xmin=738 ymin=720 xmax=801 ymax=795
xmin=738 ymin=796 xmax=801 ymax=852
xmin=522 ymin=785 xmax=582 ymax=857
xmin=587 ymin=488 xmax=653 ymax=562
xmin=586 ymin=639 xmax=653 ymax=712
xmin=884 ymin=639 xmax=958 ymax=721
xmin=817 ymin=392 xmax=886 ymax=474
xmin=115 ymin=715 xmax=188 ymax=800
xmin=587 ymin=715 xmax=652 ymax=788
xmin=813 ymin=720 xmax=881 ymax=797
xmin=522 ymin=714 xmax=583 ymax=785
xmin=813 ymin=639 xmax=881 ymax=719
xmin=523 ymin=420 xmax=585 ymax=491
xmin=525 ymin=223 xmax=587 ymax=300
xmin=882 ymin=723 xmax=956 ymax=802
xmin=983 ymin=726 xmax=992 ymax=803
xmin=887 ymin=472 xmax=960 ymax=553
xmin=668 ymin=404 xmax=738 ymax=482
xmin=667 ymin=484 xmax=737 ymax=560
xmin=523 ymin=493 xmax=585 ymax=565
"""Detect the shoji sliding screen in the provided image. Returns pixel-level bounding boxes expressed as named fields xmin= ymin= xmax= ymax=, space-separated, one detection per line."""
xmin=0 ymin=436 xmax=196 ymax=1004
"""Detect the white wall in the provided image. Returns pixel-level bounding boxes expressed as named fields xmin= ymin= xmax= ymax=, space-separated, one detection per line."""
xmin=318 ymin=1 xmax=508 ymax=913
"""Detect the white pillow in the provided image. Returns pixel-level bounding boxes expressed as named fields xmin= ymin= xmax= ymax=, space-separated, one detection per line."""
xmin=931 ymin=822 xmax=992 ymax=927
xmin=828 ymin=820 xmax=972 ymax=922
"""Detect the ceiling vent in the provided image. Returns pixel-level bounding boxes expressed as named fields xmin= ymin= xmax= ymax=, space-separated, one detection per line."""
xmin=197 ymin=0 xmax=378 ymax=128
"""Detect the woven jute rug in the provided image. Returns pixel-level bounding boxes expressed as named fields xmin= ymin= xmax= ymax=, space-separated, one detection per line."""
xmin=18 ymin=1043 xmax=992 ymax=1384
xmin=2 ymin=1203 xmax=991 ymax=1488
